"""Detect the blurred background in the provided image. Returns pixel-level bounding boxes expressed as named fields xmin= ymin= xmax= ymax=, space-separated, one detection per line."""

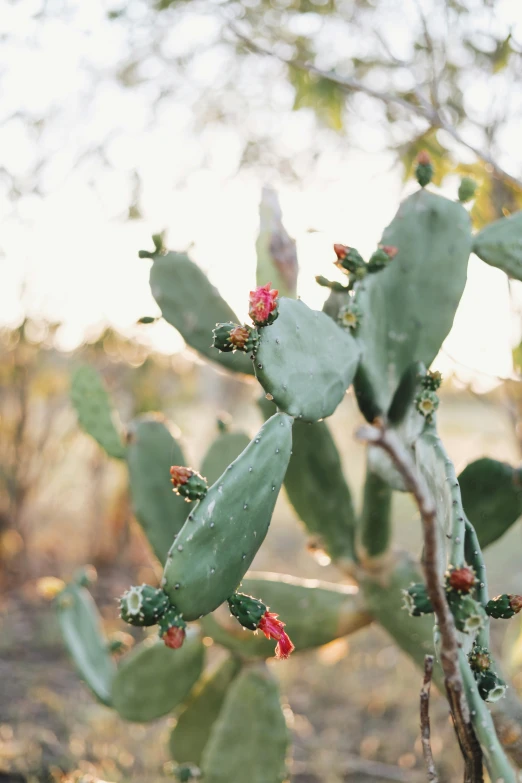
xmin=2 ymin=0 xmax=522 ymax=781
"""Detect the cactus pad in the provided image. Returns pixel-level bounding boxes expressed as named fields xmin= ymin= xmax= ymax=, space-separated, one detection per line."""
xmin=111 ymin=631 xmax=204 ymax=722
xmin=254 ymin=298 xmax=360 ymax=421
xmin=149 ymin=251 xmax=253 ymax=374
xmin=169 ymin=657 xmax=241 ymax=766
xmin=56 ymin=583 xmax=116 ymax=706
xmin=473 ymin=210 xmax=522 ymax=280
xmin=201 ymin=664 xmax=289 ymax=783
xmin=126 ymin=415 xmax=190 ymax=564
xmin=354 ymin=190 xmax=471 ymax=418
xmin=70 ymin=366 xmax=126 ymax=459
xmin=162 ymin=413 xmax=293 ymax=620
xmin=200 ymin=429 xmax=251 ymax=486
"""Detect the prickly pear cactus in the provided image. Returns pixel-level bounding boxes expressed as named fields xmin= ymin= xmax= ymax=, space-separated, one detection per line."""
xmin=201 ymin=664 xmax=289 ymax=783
xmin=254 ymin=298 xmax=360 ymax=421
xmin=70 ymin=365 xmax=126 ymax=459
xmin=56 ymin=582 xmax=116 ymax=706
xmin=126 ymin=415 xmax=190 ymax=564
xmin=111 ymin=630 xmax=204 ymax=721
xmin=162 ymin=413 xmax=293 ymax=619
xmin=148 ymin=251 xmax=254 ymax=375
xmin=473 ymin=210 xmax=522 ymax=279
xmin=200 ymin=421 xmax=250 ymax=486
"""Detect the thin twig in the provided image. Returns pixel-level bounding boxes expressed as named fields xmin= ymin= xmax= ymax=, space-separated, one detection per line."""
xmin=420 ymin=655 xmax=439 ymax=783
xmin=229 ymin=23 xmax=522 ymax=191
xmin=357 ymin=423 xmax=483 ymax=783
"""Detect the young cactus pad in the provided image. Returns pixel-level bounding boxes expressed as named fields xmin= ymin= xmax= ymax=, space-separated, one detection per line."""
xmin=126 ymin=415 xmax=190 ymax=564
xmin=254 ymin=298 xmax=360 ymax=421
xmin=201 ymin=664 xmax=289 ymax=783
xmin=354 ymin=190 xmax=471 ymax=418
xmin=149 ymin=251 xmax=253 ymax=375
xmin=169 ymin=656 xmax=242 ymax=766
xmin=56 ymin=583 xmax=116 ymax=706
xmin=201 ymin=571 xmax=371 ymax=658
xmin=70 ymin=365 xmax=126 ymax=459
xmin=111 ymin=631 xmax=205 ymax=722
xmin=472 ymin=210 xmax=522 ymax=280
xmin=200 ymin=428 xmax=251 ymax=486
xmin=162 ymin=413 xmax=293 ymax=620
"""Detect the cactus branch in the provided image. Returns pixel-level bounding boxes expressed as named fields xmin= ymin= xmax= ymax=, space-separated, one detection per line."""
xmin=359 ymin=463 xmax=392 ymax=562
xmin=464 ymin=519 xmax=490 ymax=649
xmin=420 ymin=655 xmax=439 ymax=783
xmin=357 ymin=423 xmax=484 ymax=783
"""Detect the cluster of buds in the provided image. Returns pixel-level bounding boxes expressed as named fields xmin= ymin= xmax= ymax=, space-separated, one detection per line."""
xmin=367 ymin=245 xmax=398 ymax=273
xmin=486 ymin=593 xmax=522 ymax=619
xmin=212 ymin=322 xmax=259 ymax=354
xmin=445 ymin=566 xmax=486 ymax=633
xmin=402 ymin=582 xmax=434 ymax=617
xmin=119 ymin=584 xmax=170 ymax=627
xmin=158 ymin=607 xmax=187 ymax=649
xmin=415 ymin=150 xmax=434 ymax=188
xmin=227 ymin=592 xmax=294 ymax=660
xmin=249 ymin=282 xmax=279 ymax=326
xmin=468 ymin=643 xmax=506 ymax=702
xmin=170 ymin=466 xmax=208 ymax=502
xmin=338 ymin=301 xmax=362 ymax=333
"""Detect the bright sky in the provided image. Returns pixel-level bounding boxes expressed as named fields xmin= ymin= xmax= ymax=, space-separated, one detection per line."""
xmin=0 ymin=0 xmax=520 ymax=386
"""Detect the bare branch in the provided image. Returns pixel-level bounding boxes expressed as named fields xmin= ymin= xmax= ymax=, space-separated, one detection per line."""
xmin=357 ymin=423 xmax=483 ymax=783
xmin=229 ymin=23 xmax=522 ymax=191
xmin=420 ymin=655 xmax=439 ymax=783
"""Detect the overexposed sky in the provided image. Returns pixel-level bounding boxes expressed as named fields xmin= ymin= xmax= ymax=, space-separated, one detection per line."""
xmin=0 ymin=0 xmax=520 ymax=385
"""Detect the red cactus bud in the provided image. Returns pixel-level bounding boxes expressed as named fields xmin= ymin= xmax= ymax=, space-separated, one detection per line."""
xmin=170 ymin=465 xmax=193 ymax=487
xmin=417 ymin=150 xmax=431 ymax=166
xmin=510 ymin=595 xmax=522 ymax=614
xmin=258 ymin=611 xmax=295 ymax=660
xmin=380 ymin=245 xmax=398 ymax=259
xmin=448 ymin=566 xmax=476 ymax=593
xmin=333 ymin=243 xmax=348 ymax=260
xmin=249 ymin=283 xmax=279 ymax=326
xmin=163 ymin=626 xmax=186 ymax=650
xmin=229 ymin=325 xmax=251 ymax=350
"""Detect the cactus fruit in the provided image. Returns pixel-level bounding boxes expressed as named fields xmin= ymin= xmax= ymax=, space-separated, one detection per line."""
xmin=458 ymin=177 xmax=477 ymax=203
xmin=333 ymin=244 xmax=366 ymax=276
xmin=458 ymin=458 xmax=522 ymax=549
xmin=228 ymin=592 xmax=295 ymax=659
xmin=469 ymin=644 xmax=492 ymax=673
xmin=472 ymin=210 xmax=522 ymax=280
xmin=354 ymin=189 xmax=471 ymax=419
xmin=126 ymin=415 xmax=190 ymax=564
xmin=162 ymin=413 xmax=293 ymax=620
xmin=170 ymin=466 xmax=208 ymax=502
xmin=201 ymin=665 xmax=289 ymax=783
xmin=415 ymin=150 xmax=434 ymax=187
xmin=212 ymin=322 xmax=258 ymax=354
xmin=446 ymin=566 xmax=476 ymax=594
xmin=56 ymin=583 xmax=116 ymax=706
xmin=367 ymin=245 xmax=398 ymax=273
xmin=486 ymin=594 xmax=522 ymax=619
xmin=256 ymin=186 xmax=298 ymax=298
xmin=337 ymin=301 xmax=362 ymax=332
xmin=200 ymin=424 xmax=250 ymax=487
xmin=158 ymin=606 xmax=187 ymax=647
xmin=148 ymin=250 xmax=253 ymax=374
xmin=202 ymin=572 xmax=369 ymax=658
xmin=476 ymin=669 xmax=507 ymax=703
xmin=447 ymin=593 xmax=486 ymax=634
xmin=249 ymin=282 xmax=279 ymax=326
xmin=119 ymin=584 xmax=170 ymax=627
xmin=111 ymin=631 xmax=205 ymax=722
xmin=70 ymin=365 xmax=126 ymax=459
xmin=169 ymin=657 xmax=241 ymax=767
xmin=254 ymin=298 xmax=360 ymax=422
xmin=402 ymin=583 xmax=434 ymax=617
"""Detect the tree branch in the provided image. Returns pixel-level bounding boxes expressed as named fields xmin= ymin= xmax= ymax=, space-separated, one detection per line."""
xmin=420 ymin=655 xmax=439 ymax=783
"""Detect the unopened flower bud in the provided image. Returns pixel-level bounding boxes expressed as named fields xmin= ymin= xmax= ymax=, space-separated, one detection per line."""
xmin=170 ymin=466 xmax=208 ymax=501
xmin=415 ymin=151 xmax=434 ymax=187
xmin=213 ymin=322 xmax=258 ymax=354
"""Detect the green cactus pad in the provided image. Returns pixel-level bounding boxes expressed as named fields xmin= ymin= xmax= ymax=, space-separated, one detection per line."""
xmin=254 ymin=298 xmax=360 ymax=422
xmin=256 ymin=186 xmax=298 ymax=298
xmin=70 ymin=366 xmax=126 ymax=459
xmin=354 ymin=190 xmax=471 ymax=418
xmin=56 ymin=583 xmax=116 ymax=706
xmin=473 ymin=210 xmax=522 ymax=279
xmin=200 ymin=428 xmax=250 ymax=488
xmin=169 ymin=657 xmax=241 ymax=766
xmin=126 ymin=415 xmax=190 ymax=564
xmin=111 ymin=630 xmax=204 ymax=722
xmin=162 ymin=413 xmax=293 ymax=620
xmin=149 ymin=251 xmax=253 ymax=375
xmin=201 ymin=664 xmax=289 ymax=783
xmin=459 ymin=458 xmax=522 ymax=549
xmin=201 ymin=571 xmax=370 ymax=658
